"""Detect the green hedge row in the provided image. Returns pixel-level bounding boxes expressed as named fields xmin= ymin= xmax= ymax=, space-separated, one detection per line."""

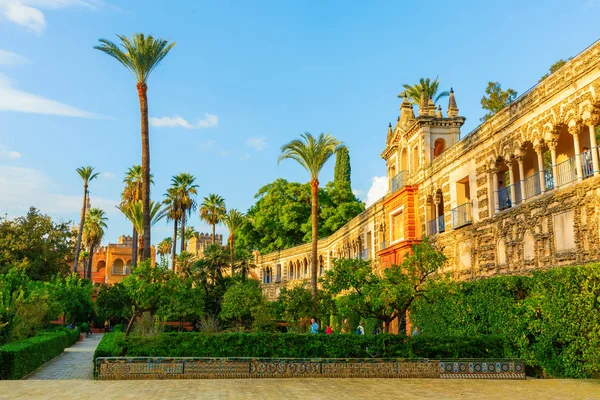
xmin=94 ymin=332 xmax=508 ymax=360
xmin=410 ymin=264 xmax=600 ymax=378
xmin=0 ymin=328 xmax=80 ymax=379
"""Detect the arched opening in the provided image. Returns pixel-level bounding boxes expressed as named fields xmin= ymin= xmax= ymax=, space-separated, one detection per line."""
xmin=497 ymin=239 xmax=506 ymax=265
xmin=96 ymin=260 xmax=106 ymax=273
xmin=523 ymin=231 xmax=535 ymax=261
xmin=495 ymin=157 xmax=511 ymax=211
xmin=263 ymin=267 xmax=272 ymax=284
xmin=400 ymin=147 xmax=408 ymax=171
xmin=113 ymin=258 xmax=124 ymax=275
xmin=126 ymin=259 xmax=132 ymax=267
xmin=303 ymin=258 xmax=308 ymax=278
xmin=275 ymin=264 xmax=281 ymax=282
xmin=319 ymin=255 xmax=324 ymax=276
xmin=433 ymin=138 xmax=446 ymax=159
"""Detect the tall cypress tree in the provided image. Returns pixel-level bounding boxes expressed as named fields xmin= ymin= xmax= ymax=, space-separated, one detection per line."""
xmin=333 ymin=146 xmax=351 ymax=187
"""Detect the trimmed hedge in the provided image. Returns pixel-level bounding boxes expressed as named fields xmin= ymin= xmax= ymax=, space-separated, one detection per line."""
xmin=0 ymin=328 xmax=80 ymax=379
xmin=411 ymin=264 xmax=600 ymax=378
xmin=94 ymin=332 xmax=508 ymax=361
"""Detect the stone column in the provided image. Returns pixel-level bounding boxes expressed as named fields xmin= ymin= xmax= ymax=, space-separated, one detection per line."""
xmin=492 ymin=169 xmax=499 ymax=214
xmin=517 ymin=155 xmax=526 ymax=202
xmin=569 ymin=124 xmax=583 ymax=181
xmin=548 ymin=140 xmax=559 ymax=188
xmin=487 ymin=170 xmax=494 ymax=217
xmin=586 ymin=117 xmax=600 ymax=177
xmin=507 ymin=159 xmax=517 ymax=207
xmin=433 ymin=197 xmax=440 ymax=233
xmin=535 ymin=144 xmax=546 ymax=194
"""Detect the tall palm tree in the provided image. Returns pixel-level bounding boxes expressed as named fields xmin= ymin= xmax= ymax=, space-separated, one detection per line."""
xmin=175 ymin=251 xmax=196 ymax=277
xmin=82 ymin=208 xmax=108 ymax=279
xmin=73 ymin=166 xmax=99 ymax=273
xmin=164 ymin=187 xmax=183 ymax=269
xmin=170 ymin=173 xmax=198 ymax=253
xmin=95 ymin=34 xmax=176 ymax=261
xmin=121 ymin=165 xmax=153 ymax=267
xmin=117 ymin=200 xmax=167 ymax=262
xmin=279 ymin=133 xmax=342 ymax=298
xmin=199 ymin=194 xmax=226 ymax=244
xmin=398 ymin=77 xmax=449 ymax=105
xmin=202 ymin=243 xmax=228 ymax=282
xmin=157 ymin=237 xmax=173 ymax=262
xmin=179 ymin=226 xmax=200 ymax=251
xmin=221 ymin=209 xmax=245 ymax=274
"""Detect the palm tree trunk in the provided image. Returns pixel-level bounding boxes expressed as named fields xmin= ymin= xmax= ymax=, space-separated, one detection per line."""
xmin=212 ymin=223 xmax=216 ymax=245
xmin=131 ymin=227 xmax=138 ymax=267
xmin=310 ymin=180 xmax=319 ymax=298
xmin=137 ymin=82 xmax=151 ymax=262
xmin=87 ymin=243 xmax=95 ymax=279
xmin=230 ymin=236 xmax=235 ymax=276
xmin=180 ymin=213 xmax=186 ymax=253
xmin=73 ymin=185 xmax=88 ymax=272
xmin=171 ymin=219 xmax=178 ymax=270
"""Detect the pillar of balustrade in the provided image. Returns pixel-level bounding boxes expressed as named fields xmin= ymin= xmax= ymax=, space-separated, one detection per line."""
xmin=517 ymin=155 xmax=526 ymax=202
xmin=569 ymin=124 xmax=583 ymax=181
xmin=507 ymin=159 xmax=517 ymax=206
xmin=548 ymin=140 xmax=559 ymax=188
xmin=492 ymin=168 xmax=499 ymax=214
xmin=535 ymin=144 xmax=546 ymax=194
xmin=586 ymin=113 xmax=600 ymax=177
xmin=433 ymin=197 xmax=440 ymax=233
xmin=487 ymin=168 xmax=494 ymax=216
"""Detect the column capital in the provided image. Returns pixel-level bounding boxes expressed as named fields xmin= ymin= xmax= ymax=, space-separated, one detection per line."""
xmin=583 ymin=108 xmax=600 ymax=127
xmin=487 ymin=167 xmax=499 ymax=174
xmin=568 ymin=123 xmax=584 ymax=136
xmin=506 ymin=158 xmax=517 ymax=167
xmin=534 ymin=143 xmax=545 ymax=153
xmin=547 ymin=139 xmax=558 ymax=151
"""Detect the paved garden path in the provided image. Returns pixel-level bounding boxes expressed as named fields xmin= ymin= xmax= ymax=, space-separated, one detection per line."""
xmin=25 ymin=333 xmax=103 ymax=380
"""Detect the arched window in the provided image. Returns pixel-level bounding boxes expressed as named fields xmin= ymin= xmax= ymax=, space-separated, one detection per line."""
xmin=433 ymin=138 xmax=446 ymax=158
xmin=497 ymin=239 xmax=506 ymax=265
xmin=113 ymin=259 xmax=124 ymax=275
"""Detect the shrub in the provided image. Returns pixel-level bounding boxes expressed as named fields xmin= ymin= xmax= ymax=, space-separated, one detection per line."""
xmin=0 ymin=327 xmax=79 ymax=379
xmin=410 ymin=264 xmax=600 ymax=378
xmin=93 ymin=332 xmax=507 ymax=361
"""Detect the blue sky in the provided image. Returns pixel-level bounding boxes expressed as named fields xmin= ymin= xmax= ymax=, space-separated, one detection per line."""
xmin=0 ymin=0 xmax=599 ymax=246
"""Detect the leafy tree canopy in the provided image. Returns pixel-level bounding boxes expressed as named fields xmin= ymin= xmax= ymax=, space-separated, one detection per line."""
xmin=480 ymin=81 xmax=518 ymax=122
xmin=220 ymin=279 xmax=264 ymax=328
xmin=236 ymin=179 xmax=364 ymax=254
xmin=0 ymin=208 xmax=74 ymax=280
xmin=539 ymin=58 xmax=572 ymax=82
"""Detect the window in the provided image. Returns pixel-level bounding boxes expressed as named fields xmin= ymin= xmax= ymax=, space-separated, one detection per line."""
xmin=390 ymin=209 xmax=404 ymax=243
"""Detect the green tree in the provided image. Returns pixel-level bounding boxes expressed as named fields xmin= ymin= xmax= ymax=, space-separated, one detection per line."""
xmin=164 ymin=186 xmax=183 ymax=268
xmin=539 ymin=58 xmax=572 ymax=82
xmin=199 ymin=194 xmax=227 ymax=245
xmin=221 ymin=209 xmax=245 ymax=274
xmin=121 ymin=261 xmax=176 ymax=335
xmin=95 ymin=34 xmax=176 ymax=261
xmin=121 ymin=165 xmax=154 ymax=267
xmin=398 ymin=77 xmax=449 ymax=105
xmin=319 ymin=182 xmax=365 ymax=236
xmin=201 ymin=244 xmax=229 ymax=282
xmin=47 ymin=273 xmax=94 ymax=325
xmin=158 ymin=276 xmax=204 ymax=330
xmin=82 ymin=208 xmax=108 ymax=279
xmin=322 ymin=238 xmax=446 ymax=332
xmin=73 ymin=166 xmax=99 ymax=273
xmin=279 ymin=132 xmax=343 ymax=298
xmin=275 ymin=285 xmax=325 ymax=332
xmin=175 ymin=251 xmax=196 ymax=277
xmin=96 ymin=282 xmax=133 ymax=323
xmin=220 ymin=280 xmax=265 ymax=329
xmin=169 ymin=173 xmax=199 ymax=252
xmin=333 ymin=146 xmax=351 ymax=187
xmin=117 ymin=200 xmax=167 ymax=262
xmin=0 ymin=208 xmax=74 ymax=280
xmin=480 ymin=81 xmax=518 ymax=122
xmin=157 ymin=237 xmax=173 ymax=262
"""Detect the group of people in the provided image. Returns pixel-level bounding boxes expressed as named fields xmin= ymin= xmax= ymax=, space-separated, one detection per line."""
xmin=309 ymin=318 xmax=369 ymax=335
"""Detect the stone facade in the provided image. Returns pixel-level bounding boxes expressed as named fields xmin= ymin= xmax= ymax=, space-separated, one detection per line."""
xmin=258 ymin=39 xmax=600 ymax=299
xmin=187 ymin=233 xmax=224 ymax=259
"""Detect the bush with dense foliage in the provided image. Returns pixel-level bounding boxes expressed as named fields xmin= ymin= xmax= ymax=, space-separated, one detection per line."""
xmin=410 ymin=264 xmax=600 ymax=378
xmin=94 ymin=332 xmax=507 ymax=360
xmin=0 ymin=327 xmax=79 ymax=379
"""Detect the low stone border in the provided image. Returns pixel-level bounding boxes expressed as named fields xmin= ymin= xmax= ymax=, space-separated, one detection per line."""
xmin=96 ymin=357 xmax=525 ymax=380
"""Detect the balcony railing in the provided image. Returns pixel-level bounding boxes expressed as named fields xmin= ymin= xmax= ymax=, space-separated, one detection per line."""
xmin=390 ymin=171 xmax=409 ymax=194
xmin=451 ymin=202 xmax=472 ymax=229
xmin=379 ymin=240 xmax=387 ymax=251
xmin=555 ymin=156 xmax=577 ymax=187
xmin=428 ymin=215 xmax=445 ymax=235
xmin=581 ymin=151 xmax=594 ymax=179
xmin=496 ymin=187 xmax=511 ymax=211
xmin=544 ymin=169 xmax=555 ymax=191
xmin=522 ymin=173 xmax=541 ymax=200
xmin=111 ymin=266 xmax=131 ymax=276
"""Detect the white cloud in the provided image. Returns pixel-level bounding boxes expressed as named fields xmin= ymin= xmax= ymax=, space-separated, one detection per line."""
xmin=0 ymin=144 xmax=21 ymax=160
xmin=0 ymin=73 xmax=104 ymax=118
xmin=0 ymin=0 xmax=104 ymax=34
xmin=365 ymin=176 xmax=388 ymax=207
xmin=240 ymin=153 xmax=250 ymax=161
xmin=0 ymin=49 xmax=29 ymax=65
xmin=0 ymin=166 xmax=117 ymax=217
xmin=198 ymin=139 xmax=216 ymax=151
xmin=219 ymin=150 xmax=231 ymax=157
xmin=247 ymin=136 xmax=268 ymax=151
xmin=101 ymin=171 xmax=115 ymax=179
xmin=150 ymin=113 xmax=218 ymax=129
xmin=352 ymin=188 xmax=362 ymax=196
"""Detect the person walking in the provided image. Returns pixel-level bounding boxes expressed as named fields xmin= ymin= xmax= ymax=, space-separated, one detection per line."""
xmin=356 ymin=322 xmax=365 ymax=335
xmin=310 ymin=317 xmax=319 ymax=334
xmin=325 ymin=324 xmax=333 ymax=335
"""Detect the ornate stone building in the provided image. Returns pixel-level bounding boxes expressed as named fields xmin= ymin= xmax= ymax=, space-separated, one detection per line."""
xmin=258 ymin=40 xmax=600 ymax=300
xmin=187 ymin=233 xmax=224 ymax=259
